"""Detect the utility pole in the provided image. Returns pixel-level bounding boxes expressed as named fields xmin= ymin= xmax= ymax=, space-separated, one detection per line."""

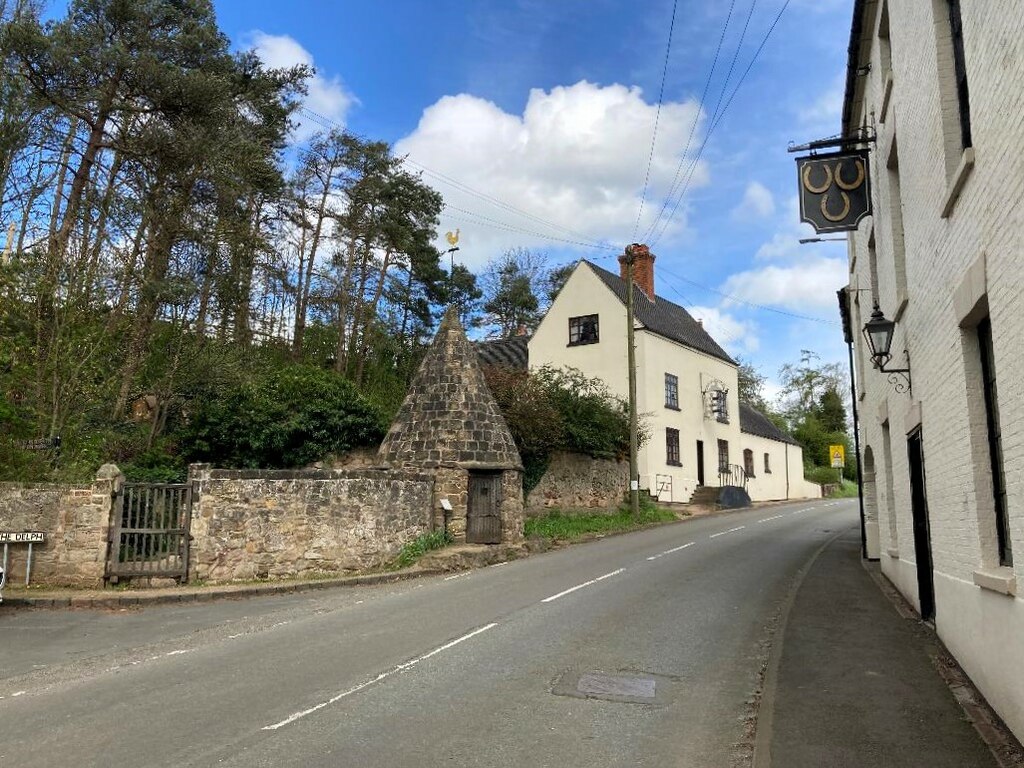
xmin=624 ymin=244 xmax=640 ymax=515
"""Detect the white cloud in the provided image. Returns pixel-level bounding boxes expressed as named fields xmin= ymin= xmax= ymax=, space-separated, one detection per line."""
xmin=394 ymin=81 xmax=709 ymax=264
xmin=246 ymin=31 xmax=356 ymax=140
xmin=755 ymin=196 xmax=818 ymax=260
xmin=689 ymin=305 xmax=760 ymax=355
xmin=798 ymin=72 xmax=844 ymax=130
xmin=720 ymin=255 xmax=849 ymax=311
xmin=731 ymin=181 xmax=775 ymax=220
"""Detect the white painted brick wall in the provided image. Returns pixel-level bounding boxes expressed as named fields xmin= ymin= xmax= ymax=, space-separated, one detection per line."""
xmin=847 ymin=0 xmax=1024 ymax=739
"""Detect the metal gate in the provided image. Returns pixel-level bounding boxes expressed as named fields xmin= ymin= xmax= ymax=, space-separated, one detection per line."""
xmin=466 ymin=472 xmax=502 ymax=544
xmin=106 ymin=483 xmax=192 ymax=583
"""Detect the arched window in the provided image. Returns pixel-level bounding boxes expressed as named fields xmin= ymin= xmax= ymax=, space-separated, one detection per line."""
xmin=743 ymin=449 xmax=755 ymax=477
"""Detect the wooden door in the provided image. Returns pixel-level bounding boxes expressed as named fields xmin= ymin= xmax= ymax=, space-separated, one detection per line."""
xmin=467 ymin=472 xmax=502 ymax=544
xmin=696 ymin=441 xmax=705 ymax=486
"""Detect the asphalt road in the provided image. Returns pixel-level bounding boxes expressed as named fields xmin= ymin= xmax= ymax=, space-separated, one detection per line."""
xmin=0 ymin=498 xmax=857 ymax=767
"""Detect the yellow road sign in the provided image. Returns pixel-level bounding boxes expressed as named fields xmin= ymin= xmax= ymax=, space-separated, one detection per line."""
xmin=830 ymin=444 xmax=846 ymax=468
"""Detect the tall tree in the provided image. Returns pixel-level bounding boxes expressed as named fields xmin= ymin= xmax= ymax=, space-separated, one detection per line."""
xmin=480 ymin=247 xmax=548 ymax=338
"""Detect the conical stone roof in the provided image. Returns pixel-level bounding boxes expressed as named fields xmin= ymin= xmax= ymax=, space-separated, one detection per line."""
xmin=378 ymin=307 xmax=523 ymax=470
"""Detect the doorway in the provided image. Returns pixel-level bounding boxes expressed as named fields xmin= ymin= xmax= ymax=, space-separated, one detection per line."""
xmin=466 ymin=472 xmax=502 ymax=544
xmin=696 ymin=441 xmax=705 ymax=486
xmin=907 ymin=429 xmax=935 ymax=621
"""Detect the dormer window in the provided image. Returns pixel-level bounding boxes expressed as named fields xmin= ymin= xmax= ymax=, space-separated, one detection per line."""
xmin=568 ymin=314 xmax=599 ymax=345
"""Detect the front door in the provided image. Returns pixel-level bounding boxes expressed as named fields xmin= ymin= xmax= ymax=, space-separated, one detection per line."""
xmin=696 ymin=441 xmax=705 ymax=486
xmin=907 ymin=429 xmax=936 ymax=621
xmin=466 ymin=472 xmax=502 ymax=544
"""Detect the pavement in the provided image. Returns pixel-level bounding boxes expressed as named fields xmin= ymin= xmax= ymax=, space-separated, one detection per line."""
xmin=759 ymin=527 xmax=1020 ymax=767
xmin=1 ymin=497 xmax=1018 ymax=767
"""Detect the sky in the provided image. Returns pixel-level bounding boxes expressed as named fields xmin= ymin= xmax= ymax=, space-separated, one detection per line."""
xmin=55 ymin=0 xmax=857 ymax=399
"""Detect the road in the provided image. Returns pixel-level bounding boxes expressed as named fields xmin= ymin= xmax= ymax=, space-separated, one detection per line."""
xmin=0 ymin=498 xmax=857 ymax=767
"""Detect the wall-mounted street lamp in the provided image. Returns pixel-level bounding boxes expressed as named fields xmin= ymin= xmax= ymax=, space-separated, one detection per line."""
xmin=862 ymin=303 xmax=911 ymax=393
xmin=799 ymin=237 xmax=847 ymax=244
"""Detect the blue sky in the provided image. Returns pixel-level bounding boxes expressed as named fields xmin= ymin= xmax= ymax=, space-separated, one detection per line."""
xmin=56 ymin=0 xmax=857 ymax=397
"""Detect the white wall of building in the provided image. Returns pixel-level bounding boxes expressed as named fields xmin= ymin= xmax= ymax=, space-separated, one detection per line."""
xmin=530 ymin=262 xmax=820 ymax=504
xmin=846 ymin=0 xmax=1024 ymax=739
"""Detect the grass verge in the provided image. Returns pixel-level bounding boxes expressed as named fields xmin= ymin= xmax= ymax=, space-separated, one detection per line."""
xmin=391 ymin=529 xmax=454 ymax=569
xmin=828 ymin=479 xmax=860 ymax=498
xmin=525 ymin=502 xmax=678 ymax=541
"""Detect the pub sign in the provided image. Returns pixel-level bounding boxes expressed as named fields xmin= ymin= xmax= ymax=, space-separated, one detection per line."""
xmin=796 ymin=150 xmax=871 ymax=234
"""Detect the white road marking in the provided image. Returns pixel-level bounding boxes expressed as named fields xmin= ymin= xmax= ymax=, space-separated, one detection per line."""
xmin=758 ymin=515 xmax=784 ymax=523
xmin=444 ymin=573 xmax=469 ymax=581
xmin=646 ymin=542 xmax=695 ymax=561
xmin=12 ymin=691 xmax=26 ymax=697
xmin=541 ymin=568 xmax=626 ymax=603
xmin=262 ymin=622 xmax=498 ymax=731
xmin=792 ymin=508 xmax=810 ymax=514
xmin=488 ymin=562 xmax=509 ymax=568
xmin=709 ymin=526 xmax=746 ymax=539
xmin=165 ymin=649 xmax=192 ymax=657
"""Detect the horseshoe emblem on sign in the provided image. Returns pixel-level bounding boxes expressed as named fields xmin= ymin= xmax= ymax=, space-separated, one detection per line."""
xmin=834 ymin=159 xmax=865 ymax=191
xmin=820 ymin=191 xmax=852 ymax=222
xmin=801 ymin=163 xmax=833 ymax=194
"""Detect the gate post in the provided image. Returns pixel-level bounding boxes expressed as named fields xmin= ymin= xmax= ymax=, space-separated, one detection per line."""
xmin=96 ymin=464 xmax=124 ymax=586
xmin=187 ymin=464 xmax=211 ymax=582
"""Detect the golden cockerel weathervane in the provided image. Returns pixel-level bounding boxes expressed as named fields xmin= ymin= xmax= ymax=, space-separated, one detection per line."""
xmin=445 ymin=228 xmax=460 ymax=247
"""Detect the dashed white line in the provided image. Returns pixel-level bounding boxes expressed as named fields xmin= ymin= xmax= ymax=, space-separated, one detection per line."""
xmin=262 ymin=622 xmax=498 ymax=730
xmin=709 ymin=526 xmax=746 ymax=539
xmin=488 ymin=562 xmax=509 ymax=569
xmin=444 ymin=573 xmax=469 ymax=581
xmin=758 ymin=514 xmax=785 ymax=523
xmin=646 ymin=542 xmax=695 ymax=561
xmin=541 ymin=568 xmax=626 ymax=603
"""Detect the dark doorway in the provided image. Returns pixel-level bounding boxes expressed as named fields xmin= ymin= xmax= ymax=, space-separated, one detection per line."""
xmin=907 ymin=429 xmax=936 ymax=621
xmin=467 ymin=472 xmax=502 ymax=544
xmin=696 ymin=441 xmax=705 ymax=486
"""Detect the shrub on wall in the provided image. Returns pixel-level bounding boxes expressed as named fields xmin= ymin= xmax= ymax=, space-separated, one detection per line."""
xmin=179 ymin=366 xmax=387 ymax=469
xmin=482 ymin=364 xmax=636 ymax=493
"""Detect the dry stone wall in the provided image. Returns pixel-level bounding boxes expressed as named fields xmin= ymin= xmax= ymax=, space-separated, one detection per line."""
xmin=0 ymin=467 xmax=118 ymax=587
xmin=190 ymin=468 xmax=434 ymax=582
xmin=525 ymin=451 xmax=627 ymax=516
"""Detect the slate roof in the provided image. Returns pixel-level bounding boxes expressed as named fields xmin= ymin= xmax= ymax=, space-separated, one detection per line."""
xmin=739 ymin=402 xmax=800 ymax=445
xmin=584 ymin=261 xmax=736 ymax=365
xmin=475 ymin=336 xmax=529 ymax=370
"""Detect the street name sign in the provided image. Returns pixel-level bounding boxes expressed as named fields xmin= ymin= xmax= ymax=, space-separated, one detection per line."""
xmin=0 ymin=531 xmax=46 ymax=543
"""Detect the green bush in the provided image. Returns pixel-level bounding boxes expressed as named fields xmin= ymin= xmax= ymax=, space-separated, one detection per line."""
xmin=805 ymin=465 xmax=844 ymax=486
xmin=483 ymin=364 xmax=638 ymax=494
xmin=178 ymin=366 xmax=387 ymax=469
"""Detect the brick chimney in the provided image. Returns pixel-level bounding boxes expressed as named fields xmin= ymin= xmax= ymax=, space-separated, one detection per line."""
xmin=618 ymin=243 xmax=656 ymax=301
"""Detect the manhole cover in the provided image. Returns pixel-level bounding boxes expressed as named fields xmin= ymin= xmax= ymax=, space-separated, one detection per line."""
xmin=552 ymin=670 xmax=670 ymax=705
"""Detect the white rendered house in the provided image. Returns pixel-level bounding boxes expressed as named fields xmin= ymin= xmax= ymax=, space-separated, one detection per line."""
xmin=524 ymin=251 xmax=819 ymax=504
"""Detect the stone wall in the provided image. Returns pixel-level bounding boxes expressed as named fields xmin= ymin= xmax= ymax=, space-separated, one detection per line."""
xmin=525 ymin=451 xmax=627 ymax=516
xmin=190 ymin=467 xmax=434 ymax=582
xmin=499 ymin=469 xmax=525 ymax=542
xmin=0 ymin=467 xmax=119 ymax=588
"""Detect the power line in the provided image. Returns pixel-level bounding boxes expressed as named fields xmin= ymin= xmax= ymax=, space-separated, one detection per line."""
xmin=650 ymin=0 xmax=790 ymax=246
xmin=645 ymin=0 xmax=758 ymax=244
xmin=632 ymin=0 xmax=679 ymax=241
xmin=658 ymin=265 xmax=840 ymax=325
xmin=442 ymin=204 xmax=618 ymax=251
xmin=640 ymin=0 xmax=737 ymax=244
xmin=297 ymin=106 xmax=610 ymax=250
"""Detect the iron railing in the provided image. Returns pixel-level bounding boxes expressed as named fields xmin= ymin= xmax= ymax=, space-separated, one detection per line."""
xmin=717 ymin=463 xmax=748 ymax=491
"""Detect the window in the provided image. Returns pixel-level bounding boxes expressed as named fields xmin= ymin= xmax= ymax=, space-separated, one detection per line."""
xmin=947 ymin=0 xmax=972 ymax=150
xmin=568 ymin=314 xmax=599 ymax=345
xmin=664 ymin=373 xmax=679 ymax=409
xmin=743 ymin=449 xmax=755 ymax=477
xmin=717 ymin=439 xmax=729 ymax=472
xmin=978 ymin=318 xmax=1012 ymax=566
xmin=712 ymin=389 xmax=729 ymax=423
xmin=764 ymin=452 xmax=772 ymax=474
xmin=886 ymin=136 xmax=907 ymax=310
xmin=666 ymin=428 xmax=681 ymax=466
